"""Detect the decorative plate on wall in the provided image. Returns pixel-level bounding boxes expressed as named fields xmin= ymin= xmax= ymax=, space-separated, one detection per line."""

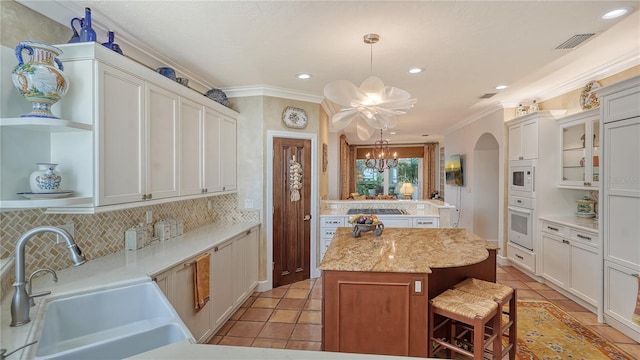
xmin=282 ymin=106 xmax=307 ymax=129
xmin=579 ymin=80 xmax=602 ymax=110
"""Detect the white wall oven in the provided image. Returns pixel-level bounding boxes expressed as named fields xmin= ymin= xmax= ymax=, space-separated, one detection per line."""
xmin=509 ymin=159 xmax=535 ymax=198
xmin=508 ymin=196 xmax=535 ymax=250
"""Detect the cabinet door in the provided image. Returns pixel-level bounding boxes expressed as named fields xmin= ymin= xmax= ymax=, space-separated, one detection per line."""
xmin=569 ymin=242 xmax=599 ymax=306
xmin=220 ymin=116 xmax=237 ymax=191
xmin=541 ymin=233 xmax=569 ymax=288
xmin=153 ymin=269 xmax=172 ymax=301
xmin=604 ymin=261 xmax=640 ymax=332
xmin=97 ymin=64 xmax=145 ymax=205
xmin=560 ymin=121 xmax=586 ymax=186
xmin=202 ymin=107 xmax=222 ymax=193
xmin=147 ymin=84 xmax=179 ymax=200
xmin=179 ymin=98 xmax=203 ymax=196
xmin=521 ymin=120 xmax=538 ymax=159
xmin=233 ymin=233 xmax=248 ymax=305
xmin=173 ymin=257 xmax=212 ymax=343
xmin=603 ymin=117 xmax=640 ymax=268
xmin=508 ymin=124 xmax=522 ymax=161
xmin=246 ymin=228 xmax=259 ymax=292
xmin=211 ymin=240 xmax=235 ymax=330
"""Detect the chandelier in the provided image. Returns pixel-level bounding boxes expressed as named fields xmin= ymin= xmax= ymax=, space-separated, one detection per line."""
xmin=365 ymin=129 xmax=398 ymax=173
xmin=324 ymin=33 xmax=416 ymax=140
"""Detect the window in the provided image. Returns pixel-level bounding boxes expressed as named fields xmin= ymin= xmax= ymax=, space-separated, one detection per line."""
xmin=355 ymin=158 xmax=421 ymax=198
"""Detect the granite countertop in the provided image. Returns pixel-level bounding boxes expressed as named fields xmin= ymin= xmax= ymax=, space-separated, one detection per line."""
xmin=319 ymin=227 xmax=498 ymax=273
xmin=1 ymin=221 xmax=260 ymax=359
xmin=539 ymin=215 xmax=599 ymax=233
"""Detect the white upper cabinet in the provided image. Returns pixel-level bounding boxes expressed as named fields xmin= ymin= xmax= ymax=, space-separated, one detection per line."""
xmin=97 ymin=63 xmax=146 ymax=205
xmin=0 ymin=43 xmax=238 ymax=212
xmin=179 ymin=97 xmax=205 ymax=196
xmin=557 ymin=108 xmax=599 ymax=189
xmin=508 ymin=116 xmax=539 ymax=160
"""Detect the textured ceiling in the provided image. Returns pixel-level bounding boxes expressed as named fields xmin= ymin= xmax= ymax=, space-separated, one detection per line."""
xmin=19 ymin=0 xmax=640 ymax=145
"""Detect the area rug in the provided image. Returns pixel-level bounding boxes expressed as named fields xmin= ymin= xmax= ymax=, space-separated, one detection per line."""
xmin=515 ymin=301 xmax=633 ymax=360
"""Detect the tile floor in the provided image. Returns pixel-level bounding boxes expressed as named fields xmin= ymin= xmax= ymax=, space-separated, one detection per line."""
xmin=208 ymin=265 xmax=640 ymax=358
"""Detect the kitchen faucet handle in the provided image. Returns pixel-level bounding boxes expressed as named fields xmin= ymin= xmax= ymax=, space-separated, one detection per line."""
xmin=29 ymin=290 xmax=52 ymax=304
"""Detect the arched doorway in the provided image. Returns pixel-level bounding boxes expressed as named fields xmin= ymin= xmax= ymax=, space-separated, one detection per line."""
xmin=473 ymin=133 xmax=499 ymax=246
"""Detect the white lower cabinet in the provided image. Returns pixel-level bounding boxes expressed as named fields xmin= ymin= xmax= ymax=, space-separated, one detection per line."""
xmin=211 ymin=239 xmax=235 ymax=331
xmin=153 ymin=252 xmax=213 ymax=343
xmin=540 ymin=219 xmax=599 ymax=308
xmin=604 ymin=261 xmax=640 ymax=341
xmin=320 ymin=217 xmax=345 ymax=261
xmin=153 ymin=226 xmax=260 ymax=342
xmin=376 ymin=216 xmax=412 ymax=228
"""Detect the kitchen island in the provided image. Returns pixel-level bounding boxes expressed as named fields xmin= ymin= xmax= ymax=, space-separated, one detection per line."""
xmin=319 ymin=227 xmax=498 ymax=357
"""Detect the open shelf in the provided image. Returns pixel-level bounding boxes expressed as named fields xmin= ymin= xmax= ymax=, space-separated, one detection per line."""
xmin=0 ymin=117 xmax=93 ymax=132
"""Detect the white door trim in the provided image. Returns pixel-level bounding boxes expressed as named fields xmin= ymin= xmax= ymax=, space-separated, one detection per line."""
xmin=264 ymin=130 xmax=319 ymax=291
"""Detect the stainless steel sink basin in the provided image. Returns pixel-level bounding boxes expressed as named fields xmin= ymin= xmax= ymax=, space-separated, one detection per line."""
xmin=34 ymin=282 xmax=193 ymax=360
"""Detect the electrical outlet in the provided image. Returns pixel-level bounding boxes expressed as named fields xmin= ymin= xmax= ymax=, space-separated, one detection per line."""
xmin=416 ymin=204 xmax=425 ymax=209
xmin=146 ymin=210 xmax=153 ymax=224
xmin=207 ymin=200 xmax=212 ymax=210
xmin=57 ymin=222 xmax=75 ymax=243
xmin=244 ymin=199 xmax=254 ymax=209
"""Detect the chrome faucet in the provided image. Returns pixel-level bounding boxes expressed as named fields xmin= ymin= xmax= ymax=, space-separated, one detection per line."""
xmin=28 ymin=268 xmax=58 ymax=306
xmin=10 ymin=226 xmax=86 ymax=327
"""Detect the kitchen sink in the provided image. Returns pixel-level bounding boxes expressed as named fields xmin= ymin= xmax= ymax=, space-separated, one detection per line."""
xmin=34 ymin=282 xmax=193 ymax=360
xmin=346 ymin=208 xmax=405 ymax=215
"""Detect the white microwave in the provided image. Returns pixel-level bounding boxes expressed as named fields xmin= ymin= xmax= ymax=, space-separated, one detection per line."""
xmin=509 ymin=160 xmax=535 ymax=197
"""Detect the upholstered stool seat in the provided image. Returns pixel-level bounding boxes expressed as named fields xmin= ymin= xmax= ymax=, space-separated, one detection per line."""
xmin=454 ymin=278 xmax=517 ymax=360
xmin=429 ymin=289 xmax=500 ymax=359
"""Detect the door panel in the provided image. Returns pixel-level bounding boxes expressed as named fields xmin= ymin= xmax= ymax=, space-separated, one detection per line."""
xmin=273 ymin=138 xmax=311 ymax=287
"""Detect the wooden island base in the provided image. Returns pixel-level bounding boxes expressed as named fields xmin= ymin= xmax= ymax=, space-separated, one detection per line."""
xmin=322 ymin=271 xmax=429 ymax=357
xmin=319 ymin=227 xmax=497 ymax=357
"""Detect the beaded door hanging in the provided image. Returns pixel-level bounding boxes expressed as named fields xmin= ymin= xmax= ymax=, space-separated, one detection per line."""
xmin=289 ymin=155 xmax=303 ymax=202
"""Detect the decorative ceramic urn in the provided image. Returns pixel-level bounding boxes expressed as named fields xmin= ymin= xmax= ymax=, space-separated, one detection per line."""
xmin=29 ymin=163 xmax=62 ymax=193
xmin=11 ymin=41 xmax=69 ymax=118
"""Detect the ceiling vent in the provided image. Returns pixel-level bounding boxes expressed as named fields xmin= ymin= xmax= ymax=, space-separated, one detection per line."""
xmin=555 ymin=33 xmax=596 ymax=49
xmin=479 ymin=93 xmax=497 ymax=99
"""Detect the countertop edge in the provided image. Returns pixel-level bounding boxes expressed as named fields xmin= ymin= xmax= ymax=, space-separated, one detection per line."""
xmin=1 ymin=220 xmax=261 ymax=359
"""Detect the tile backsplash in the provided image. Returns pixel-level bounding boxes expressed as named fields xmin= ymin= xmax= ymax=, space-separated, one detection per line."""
xmin=0 ymin=193 xmax=258 ymax=298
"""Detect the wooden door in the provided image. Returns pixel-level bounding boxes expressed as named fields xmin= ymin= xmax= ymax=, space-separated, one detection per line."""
xmin=273 ymin=138 xmax=311 ymax=287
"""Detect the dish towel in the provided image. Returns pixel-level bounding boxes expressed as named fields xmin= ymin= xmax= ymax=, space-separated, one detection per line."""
xmin=633 ymin=275 xmax=640 ymax=326
xmin=193 ymin=253 xmax=211 ymax=311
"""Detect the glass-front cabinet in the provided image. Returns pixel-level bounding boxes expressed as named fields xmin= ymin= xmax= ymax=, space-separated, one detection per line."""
xmin=557 ymin=108 xmax=600 ymax=189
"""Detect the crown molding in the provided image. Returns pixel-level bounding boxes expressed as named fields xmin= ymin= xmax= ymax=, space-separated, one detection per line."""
xmin=222 ymin=85 xmax=324 ymax=104
xmin=537 ymin=49 xmax=640 ymax=101
xmin=445 ymin=102 xmax=505 ymax=135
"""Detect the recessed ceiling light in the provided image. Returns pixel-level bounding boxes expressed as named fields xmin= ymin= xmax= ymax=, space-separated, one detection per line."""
xmin=495 ymin=84 xmax=509 ymax=90
xmin=296 ymin=73 xmax=312 ymax=79
xmin=408 ymin=68 xmax=423 ymax=74
xmin=602 ymin=8 xmax=630 ymax=19
xmin=390 ymin=131 xmax=397 ymax=135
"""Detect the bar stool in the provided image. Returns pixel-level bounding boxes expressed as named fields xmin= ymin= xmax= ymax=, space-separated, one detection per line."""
xmin=429 ymin=289 xmax=500 ymax=359
xmin=454 ymin=278 xmax=517 ymax=360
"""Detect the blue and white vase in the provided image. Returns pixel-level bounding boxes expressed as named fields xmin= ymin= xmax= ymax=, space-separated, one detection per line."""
xmin=29 ymin=163 xmax=62 ymax=193
xmin=11 ymin=41 xmax=69 ymax=118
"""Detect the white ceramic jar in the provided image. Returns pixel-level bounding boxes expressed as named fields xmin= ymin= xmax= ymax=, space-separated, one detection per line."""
xmin=29 ymin=163 xmax=62 ymax=193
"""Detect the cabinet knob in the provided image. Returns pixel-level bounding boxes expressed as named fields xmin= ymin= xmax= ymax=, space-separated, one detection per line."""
xmin=141 ymin=194 xmax=147 ymax=200
xmin=147 ymin=193 xmax=152 ymax=200
xmin=515 ymin=254 xmax=524 ymax=260
xmin=576 ymin=234 xmax=591 ymax=241
xmin=246 ymin=229 xmax=251 ymax=235
xmin=214 ymin=246 xmax=219 ymax=252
